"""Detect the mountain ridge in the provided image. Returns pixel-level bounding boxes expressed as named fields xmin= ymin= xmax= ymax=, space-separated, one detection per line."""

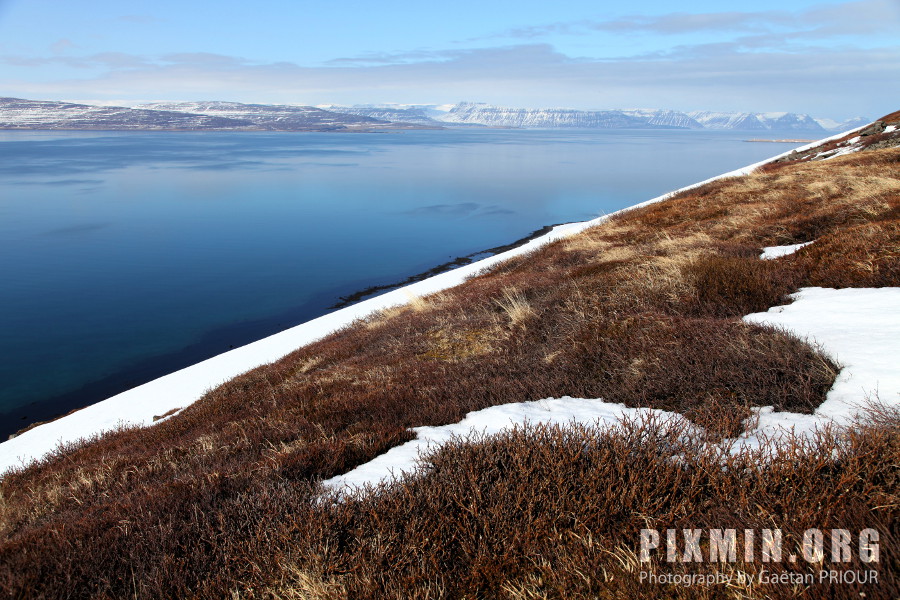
xmin=325 ymin=102 xmax=865 ymax=132
xmin=0 ymin=97 xmax=432 ymax=132
xmin=0 ymin=97 xmax=868 ymax=132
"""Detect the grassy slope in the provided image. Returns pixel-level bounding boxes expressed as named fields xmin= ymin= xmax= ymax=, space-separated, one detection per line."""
xmin=1 ymin=116 xmax=898 ymax=599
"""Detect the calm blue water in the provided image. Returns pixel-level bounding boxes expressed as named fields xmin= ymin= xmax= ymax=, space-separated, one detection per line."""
xmin=0 ymin=128 xmax=811 ymax=433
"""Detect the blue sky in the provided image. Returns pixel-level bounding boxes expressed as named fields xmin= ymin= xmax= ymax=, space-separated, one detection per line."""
xmin=0 ymin=0 xmax=897 ymax=119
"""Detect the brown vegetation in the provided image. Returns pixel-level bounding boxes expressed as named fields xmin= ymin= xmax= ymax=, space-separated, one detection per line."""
xmin=0 ymin=141 xmax=898 ymax=598
xmin=271 ymin=411 xmax=899 ymax=600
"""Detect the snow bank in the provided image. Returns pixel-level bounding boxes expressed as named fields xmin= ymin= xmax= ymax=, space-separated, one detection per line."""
xmin=0 ymin=127 xmax=863 ymax=476
xmin=0 ymin=222 xmax=583 ymax=474
xmin=759 ymin=241 xmax=813 ymax=260
xmin=741 ymin=287 xmax=900 ymax=440
xmin=324 ymin=287 xmax=900 ymax=494
xmin=322 ymin=398 xmax=688 ymax=493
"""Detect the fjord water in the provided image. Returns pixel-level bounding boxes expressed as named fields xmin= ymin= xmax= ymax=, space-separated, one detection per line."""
xmin=0 ymin=128 xmax=810 ymax=435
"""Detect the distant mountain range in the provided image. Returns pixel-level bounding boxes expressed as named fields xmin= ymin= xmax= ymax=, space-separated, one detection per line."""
xmin=0 ymin=98 xmax=430 ymax=132
xmin=0 ymin=97 xmax=867 ymax=133
xmin=686 ymin=110 xmax=868 ymax=132
xmin=134 ymin=101 xmax=433 ymax=131
xmin=325 ymin=103 xmax=866 ymax=132
xmin=430 ymin=103 xmax=695 ymax=129
xmin=427 ymin=103 xmax=864 ymax=132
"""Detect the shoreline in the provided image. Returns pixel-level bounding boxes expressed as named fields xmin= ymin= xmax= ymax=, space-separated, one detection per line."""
xmin=0 ymin=127 xmax=854 ymax=474
xmin=2 ymin=223 xmax=567 ymax=441
xmin=330 ymin=224 xmax=564 ymax=309
xmin=744 ymin=138 xmax=817 ymax=143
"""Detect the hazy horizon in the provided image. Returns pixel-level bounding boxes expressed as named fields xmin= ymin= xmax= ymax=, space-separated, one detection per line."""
xmin=0 ymin=96 xmax=877 ymax=124
xmin=0 ymin=0 xmax=897 ymax=122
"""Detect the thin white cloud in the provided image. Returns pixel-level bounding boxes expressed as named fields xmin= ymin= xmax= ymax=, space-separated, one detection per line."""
xmin=1 ymin=42 xmax=896 ymax=120
xmin=0 ymin=51 xmax=149 ymax=69
xmin=1 ymin=1 xmax=897 ymax=121
xmin=588 ymin=11 xmax=796 ymax=34
xmin=326 ymin=49 xmax=467 ymax=66
xmin=50 ymin=39 xmax=77 ymax=54
xmin=159 ymin=52 xmax=251 ymax=67
xmin=117 ymin=15 xmax=164 ymax=25
xmin=483 ymin=0 xmax=897 ymax=41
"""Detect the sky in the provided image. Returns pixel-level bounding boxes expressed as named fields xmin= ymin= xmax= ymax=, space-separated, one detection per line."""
xmin=0 ymin=0 xmax=897 ymax=120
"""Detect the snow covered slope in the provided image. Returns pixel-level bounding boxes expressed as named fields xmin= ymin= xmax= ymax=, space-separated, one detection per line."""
xmin=317 ymin=105 xmax=443 ymax=126
xmin=688 ymin=110 xmax=826 ymax=132
xmin=620 ymin=109 xmax=703 ymax=129
xmin=436 ymin=103 xmax=692 ymax=129
xmin=434 ymin=104 xmax=828 ymax=131
xmin=134 ymin=101 xmax=419 ymax=131
xmin=0 ymin=97 xmax=257 ymax=130
xmin=815 ymin=116 xmax=870 ymax=132
xmin=1 ymin=96 xmax=857 ymax=133
xmin=0 ymin=97 xmax=430 ymax=131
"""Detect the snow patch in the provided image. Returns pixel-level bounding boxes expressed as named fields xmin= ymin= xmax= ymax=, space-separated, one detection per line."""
xmin=322 ymin=398 xmax=689 ymax=493
xmin=324 ymin=287 xmax=900 ymax=494
xmin=741 ymin=287 xmax=900 ymax=439
xmin=759 ymin=241 xmax=813 ymax=260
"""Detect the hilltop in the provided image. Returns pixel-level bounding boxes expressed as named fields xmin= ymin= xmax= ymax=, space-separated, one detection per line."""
xmin=0 ymin=113 xmax=898 ymax=598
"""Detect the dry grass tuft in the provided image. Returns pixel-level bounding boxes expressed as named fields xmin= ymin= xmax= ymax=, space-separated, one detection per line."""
xmin=495 ymin=288 xmax=535 ymax=326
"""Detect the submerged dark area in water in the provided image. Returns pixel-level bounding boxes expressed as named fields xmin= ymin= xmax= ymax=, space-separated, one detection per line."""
xmin=0 ymin=128 xmax=813 ymax=437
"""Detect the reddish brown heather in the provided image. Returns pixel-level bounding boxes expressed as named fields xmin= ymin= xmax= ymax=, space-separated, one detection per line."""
xmin=0 ymin=141 xmax=898 ymax=599
xmin=273 ymin=413 xmax=899 ymax=600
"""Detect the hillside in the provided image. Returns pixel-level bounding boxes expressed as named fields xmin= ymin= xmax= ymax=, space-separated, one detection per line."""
xmin=1 ymin=97 xmax=860 ymax=133
xmin=0 ymin=98 xmax=431 ymax=132
xmin=432 ymin=102 xmax=712 ymax=129
xmin=0 ymin=97 xmax=259 ymax=130
xmin=322 ymin=103 xmax=860 ymax=131
xmin=0 ymin=113 xmax=898 ymax=598
xmin=315 ymin=105 xmax=444 ymax=126
xmin=687 ymin=110 xmax=826 ymax=132
xmin=405 ymin=103 xmax=835 ymax=131
xmin=134 ymin=101 xmax=434 ymax=131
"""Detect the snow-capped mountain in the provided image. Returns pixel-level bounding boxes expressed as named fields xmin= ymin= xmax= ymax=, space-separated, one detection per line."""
xmin=435 ymin=103 xmax=687 ymax=129
xmin=0 ymin=98 xmax=434 ymax=132
xmin=0 ymin=97 xmax=258 ymax=130
xmin=134 ymin=101 xmax=421 ymax=131
xmin=317 ymin=105 xmax=443 ymax=126
xmin=814 ymin=116 xmax=870 ymax=132
xmin=1 ymin=97 xmax=863 ymax=134
xmin=688 ymin=111 xmax=826 ymax=132
xmin=620 ymin=109 xmax=703 ymax=129
xmin=444 ymin=104 xmax=853 ymax=132
xmin=756 ymin=112 xmax=826 ymax=131
xmin=688 ymin=112 xmax=768 ymax=130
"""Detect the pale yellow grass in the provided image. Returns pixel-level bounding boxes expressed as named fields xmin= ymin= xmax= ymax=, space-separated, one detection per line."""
xmin=257 ymin=565 xmax=348 ymax=600
xmin=495 ymin=288 xmax=535 ymax=326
